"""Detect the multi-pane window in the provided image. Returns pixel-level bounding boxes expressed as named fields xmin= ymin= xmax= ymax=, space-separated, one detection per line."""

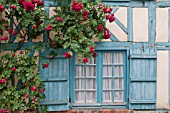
xmin=103 ymin=52 xmax=124 ymax=103
xmin=75 ymin=58 xmax=96 ymax=103
xmin=74 ymin=51 xmax=126 ymax=104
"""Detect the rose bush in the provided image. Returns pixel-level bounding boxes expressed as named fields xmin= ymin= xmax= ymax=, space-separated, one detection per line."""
xmin=0 ymin=0 xmax=115 ymax=112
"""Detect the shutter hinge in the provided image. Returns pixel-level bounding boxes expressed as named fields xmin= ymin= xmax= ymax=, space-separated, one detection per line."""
xmin=69 ymin=97 xmax=71 ymax=103
xmin=128 ymin=55 xmax=130 ymax=59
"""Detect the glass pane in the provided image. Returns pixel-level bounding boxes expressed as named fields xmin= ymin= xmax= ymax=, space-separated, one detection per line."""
xmin=114 ymin=66 xmax=124 ymax=77
xmin=114 ymin=79 xmax=124 ymax=90
xmin=114 ymin=52 xmax=124 ymax=64
xmin=75 ymin=78 xmax=85 ymax=89
xmin=103 ymin=91 xmax=112 ymax=102
xmin=86 ymin=66 xmax=96 ymax=77
xmin=87 ymin=58 xmax=96 ymax=64
xmin=75 ymin=66 xmax=84 ymax=77
xmin=103 ymin=79 xmax=112 ymax=90
xmin=86 ymin=92 xmax=96 ymax=103
xmin=86 ymin=79 xmax=96 ymax=89
xmin=75 ymin=91 xmax=85 ymax=103
xmin=103 ymin=53 xmax=112 ymax=64
xmin=103 ymin=66 xmax=112 ymax=76
xmin=114 ymin=91 xmax=124 ymax=102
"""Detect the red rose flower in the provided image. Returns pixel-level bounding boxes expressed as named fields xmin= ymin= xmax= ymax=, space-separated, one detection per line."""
xmin=19 ymin=50 xmax=23 ymax=54
xmin=37 ymin=1 xmax=44 ymax=6
xmin=109 ymin=14 xmax=115 ymax=23
xmin=5 ymin=24 xmax=8 ymax=28
xmin=8 ymin=28 xmax=13 ymax=34
xmin=12 ymin=53 xmax=15 ymax=57
xmin=56 ymin=17 xmax=63 ymax=22
xmin=31 ymin=86 xmax=38 ymax=91
xmin=64 ymin=52 xmax=72 ymax=58
xmin=103 ymin=7 xmax=108 ymax=13
xmin=107 ymin=8 xmax=113 ymax=13
xmin=49 ymin=55 xmax=53 ymax=59
xmin=43 ymin=63 xmax=49 ymax=68
xmin=12 ymin=31 xmax=18 ymax=36
xmin=24 ymin=94 xmax=28 ymax=98
xmin=18 ymin=0 xmax=26 ymax=4
xmin=10 ymin=5 xmax=17 ymax=10
xmin=51 ymin=42 xmax=55 ymax=46
xmin=82 ymin=10 xmax=89 ymax=16
xmin=90 ymin=46 xmax=95 ymax=53
xmin=82 ymin=58 xmax=88 ymax=63
xmin=32 ymin=25 xmax=37 ymax=29
xmin=104 ymin=29 xmax=111 ymax=39
xmin=83 ymin=15 xmax=88 ymax=20
xmin=71 ymin=1 xmax=82 ymax=12
xmin=0 ymin=28 xmax=3 ymax=34
xmin=46 ymin=25 xmax=52 ymax=31
xmin=0 ymin=37 xmax=4 ymax=41
xmin=98 ymin=4 xmax=102 ymax=9
xmin=0 ymin=78 xmax=6 ymax=84
xmin=40 ymin=89 xmax=45 ymax=93
xmin=23 ymin=1 xmax=35 ymax=11
xmin=106 ymin=14 xmax=111 ymax=20
xmin=0 ymin=4 xmax=4 ymax=12
xmin=12 ymin=67 xmax=17 ymax=71
xmin=38 ymin=20 xmax=43 ymax=24
xmin=0 ymin=108 xmax=7 ymax=113
xmin=31 ymin=0 xmax=39 ymax=4
xmin=97 ymin=24 xmax=103 ymax=31
xmin=93 ymin=53 xmax=97 ymax=58
xmin=4 ymin=36 xmax=8 ymax=41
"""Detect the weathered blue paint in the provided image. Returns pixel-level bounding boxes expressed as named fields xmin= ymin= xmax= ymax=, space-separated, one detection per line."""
xmin=39 ymin=49 xmax=69 ymax=111
xmin=127 ymin=7 xmax=133 ymax=42
xmin=129 ymin=48 xmax=157 ymax=110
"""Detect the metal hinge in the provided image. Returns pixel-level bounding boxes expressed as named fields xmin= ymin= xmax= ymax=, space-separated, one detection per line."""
xmin=69 ymin=97 xmax=71 ymax=103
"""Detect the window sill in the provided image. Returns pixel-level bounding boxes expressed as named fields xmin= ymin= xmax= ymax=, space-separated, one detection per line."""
xmin=71 ymin=102 xmax=126 ymax=107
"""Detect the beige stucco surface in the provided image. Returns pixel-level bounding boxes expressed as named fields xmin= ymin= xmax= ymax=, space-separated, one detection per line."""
xmin=157 ymin=51 xmax=169 ymax=109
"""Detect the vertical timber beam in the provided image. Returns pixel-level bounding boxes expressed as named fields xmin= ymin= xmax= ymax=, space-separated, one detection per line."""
xmin=127 ymin=6 xmax=133 ymax=42
xmin=168 ymin=9 xmax=170 ymax=104
xmin=148 ymin=2 xmax=156 ymax=44
xmin=43 ymin=7 xmax=49 ymax=42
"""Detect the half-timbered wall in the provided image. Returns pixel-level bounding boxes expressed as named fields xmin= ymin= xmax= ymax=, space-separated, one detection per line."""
xmin=2 ymin=0 xmax=170 ymax=111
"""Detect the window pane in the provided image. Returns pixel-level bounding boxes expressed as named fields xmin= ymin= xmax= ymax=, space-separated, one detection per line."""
xmin=114 ymin=66 xmax=124 ymax=77
xmin=103 ymin=91 xmax=112 ymax=102
xmin=75 ymin=91 xmax=85 ymax=103
xmin=87 ymin=58 xmax=96 ymax=64
xmin=75 ymin=66 xmax=84 ymax=77
xmin=103 ymin=79 xmax=112 ymax=90
xmin=103 ymin=66 xmax=112 ymax=76
xmin=75 ymin=78 xmax=85 ymax=89
xmin=86 ymin=66 xmax=96 ymax=77
xmin=114 ymin=52 xmax=124 ymax=64
xmin=86 ymin=79 xmax=96 ymax=89
xmin=103 ymin=53 xmax=112 ymax=64
xmin=114 ymin=91 xmax=124 ymax=102
xmin=114 ymin=79 xmax=124 ymax=90
xmin=86 ymin=92 xmax=96 ymax=103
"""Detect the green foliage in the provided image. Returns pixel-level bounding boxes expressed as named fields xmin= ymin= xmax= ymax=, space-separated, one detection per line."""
xmin=0 ymin=51 xmax=46 ymax=112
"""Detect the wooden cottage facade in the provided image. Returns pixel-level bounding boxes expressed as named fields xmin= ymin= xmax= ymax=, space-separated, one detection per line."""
xmin=2 ymin=0 xmax=170 ymax=112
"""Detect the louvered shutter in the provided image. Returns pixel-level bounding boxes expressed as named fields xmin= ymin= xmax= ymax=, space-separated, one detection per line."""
xmin=39 ymin=49 xmax=69 ymax=111
xmin=129 ymin=48 xmax=157 ymax=110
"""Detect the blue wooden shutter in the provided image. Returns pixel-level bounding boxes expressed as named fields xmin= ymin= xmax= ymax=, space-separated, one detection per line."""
xmin=39 ymin=49 xmax=69 ymax=111
xmin=129 ymin=48 xmax=157 ymax=110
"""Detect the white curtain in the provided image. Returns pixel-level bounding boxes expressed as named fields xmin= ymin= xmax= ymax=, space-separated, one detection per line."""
xmin=103 ymin=52 xmax=124 ymax=102
xmin=75 ymin=58 xmax=96 ymax=103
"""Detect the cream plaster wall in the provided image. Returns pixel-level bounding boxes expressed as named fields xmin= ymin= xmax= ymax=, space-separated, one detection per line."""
xmin=157 ymin=51 xmax=169 ymax=109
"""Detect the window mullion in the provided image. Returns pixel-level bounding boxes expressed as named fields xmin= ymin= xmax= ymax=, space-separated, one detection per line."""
xmin=112 ymin=52 xmax=114 ymax=102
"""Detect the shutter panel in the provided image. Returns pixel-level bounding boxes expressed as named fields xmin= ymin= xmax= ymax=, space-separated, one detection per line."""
xmin=129 ymin=48 xmax=157 ymax=110
xmin=39 ymin=49 xmax=69 ymax=111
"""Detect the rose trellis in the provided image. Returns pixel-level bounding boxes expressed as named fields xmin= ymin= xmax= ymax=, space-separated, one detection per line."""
xmin=0 ymin=0 xmax=115 ymax=112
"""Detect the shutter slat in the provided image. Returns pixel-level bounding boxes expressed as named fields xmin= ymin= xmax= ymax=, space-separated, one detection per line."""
xmin=130 ymin=77 xmax=156 ymax=82
xmin=130 ymin=100 xmax=156 ymax=104
xmin=130 ymin=54 xmax=157 ymax=59
xmin=42 ymin=77 xmax=67 ymax=82
xmin=40 ymin=100 xmax=67 ymax=105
